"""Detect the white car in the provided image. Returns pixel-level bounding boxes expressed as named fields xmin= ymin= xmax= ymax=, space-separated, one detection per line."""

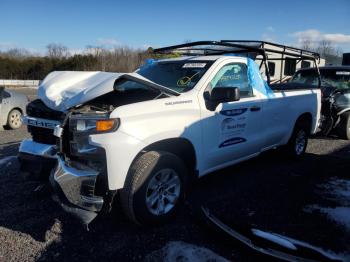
xmin=19 ymin=41 xmax=321 ymax=225
xmin=0 ymin=87 xmax=28 ymax=130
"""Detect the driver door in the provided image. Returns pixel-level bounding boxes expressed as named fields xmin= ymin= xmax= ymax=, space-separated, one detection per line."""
xmin=200 ymin=62 xmax=264 ymax=173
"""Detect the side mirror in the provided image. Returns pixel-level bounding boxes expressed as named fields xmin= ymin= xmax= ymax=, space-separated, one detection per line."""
xmin=204 ymin=87 xmax=240 ymax=111
xmin=210 ymin=87 xmax=240 ymax=103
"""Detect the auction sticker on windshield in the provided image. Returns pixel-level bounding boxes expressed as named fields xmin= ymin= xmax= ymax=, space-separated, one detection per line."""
xmin=182 ymin=63 xmax=207 ymax=68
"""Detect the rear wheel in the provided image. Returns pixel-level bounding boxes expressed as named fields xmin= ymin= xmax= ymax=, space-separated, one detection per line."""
xmin=285 ymin=121 xmax=309 ymax=158
xmin=7 ymin=109 xmax=22 ymax=129
xmin=337 ymin=112 xmax=350 ymax=140
xmin=120 ymin=151 xmax=188 ymax=225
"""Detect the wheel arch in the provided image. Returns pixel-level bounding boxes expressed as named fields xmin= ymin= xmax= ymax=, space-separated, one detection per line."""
xmin=10 ymin=107 xmax=23 ymax=114
xmin=294 ymin=112 xmax=313 ymax=134
xmin=137 ymin=138 xmax=198 ymax=180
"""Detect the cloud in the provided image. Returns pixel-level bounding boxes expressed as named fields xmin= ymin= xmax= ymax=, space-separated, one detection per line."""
xmin=262 ymin=33 xmax=275 ymax=42
xmin=266 ymin=26 xmax=275 ymax=32
xmin=290 ymin=29 xmax=350 ymax=44
xmin=96 ymin=38 xmax=120 ymax=46
xmin=0 ymin=41 xmax=17 ymax=50
xmin=261 ymin=26 xmax=277 ymax=42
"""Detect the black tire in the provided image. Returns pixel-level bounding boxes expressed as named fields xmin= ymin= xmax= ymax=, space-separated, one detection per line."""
xmin=285 ymin=120 xmax=309 ymax=158
xmin=7 ymin=109 xmax=22 ymax=129
xmin=337 ymin=112 xmax=350 ymax=140
xmin=120 ymin=151 xmax=188 ymax=225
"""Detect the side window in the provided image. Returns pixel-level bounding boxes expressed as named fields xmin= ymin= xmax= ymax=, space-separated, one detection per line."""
xmin=210 ymin=63 xmax=253 ymax=98
xmin=301 ymin=61 xmax=311 ymax=68
xmin=3 ymin=90 xmax=11 ymax=98
xmin=284 ymin=58 xmax=296 ymax=76
xmin=268 ymin=62 xmax=276 ymax=77
xmin=291 ymin=71 xmax=318 ymax=85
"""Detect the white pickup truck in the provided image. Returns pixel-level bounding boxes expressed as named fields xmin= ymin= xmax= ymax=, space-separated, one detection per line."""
xmin=19 ymin=41 xmax=321 ymax=225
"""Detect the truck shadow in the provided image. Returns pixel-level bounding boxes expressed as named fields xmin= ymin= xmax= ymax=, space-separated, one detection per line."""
xmin=0 ymin=139 xmax=349 ymax=261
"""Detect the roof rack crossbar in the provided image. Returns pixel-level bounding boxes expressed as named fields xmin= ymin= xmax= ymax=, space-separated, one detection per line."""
xmin=153 ymin=41 xmax=266 ymax=57
xmin=153 ymin=40 xmax=319 ymax=60
xmin=221 ymin=40 xmax=319 ymax=58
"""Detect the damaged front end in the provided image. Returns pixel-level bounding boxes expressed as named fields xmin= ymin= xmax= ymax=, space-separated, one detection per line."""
xmin=20 ymin=70 xmax=178 ymax=224
xmin=49 ymin=75 xmax=174 ymax=224
xmin=50 ymin=108 xmax=119 ymax=225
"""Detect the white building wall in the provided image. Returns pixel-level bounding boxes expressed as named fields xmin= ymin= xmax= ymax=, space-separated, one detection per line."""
xmin=0 ymin=79 xmax=40 ymax=88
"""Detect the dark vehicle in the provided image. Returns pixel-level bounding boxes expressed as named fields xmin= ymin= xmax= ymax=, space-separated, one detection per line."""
xmin=289 ymin=66 xmax=350 ymax=139
xmin=0 ymin=86 xmax=28 ymax=130
xmin=343 ymin=53 xmax=350 ymax=66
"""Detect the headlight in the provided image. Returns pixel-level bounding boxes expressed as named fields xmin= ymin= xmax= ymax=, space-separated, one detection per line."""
xmin=68 ymin=114 xmax=120 ymax=157
xmin=71 ymin=114 xmax=120 ymax=134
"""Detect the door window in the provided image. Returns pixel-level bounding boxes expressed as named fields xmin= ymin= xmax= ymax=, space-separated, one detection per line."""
xmin=210 ymin=63 xmax=253 ymax=98
xmin=268 ymin=62 xmax=276 ymax=77
xmin=284 ymin=58 xmax=296 ymax=76
xmin=3 ymin=90 xmax=11 ymax=98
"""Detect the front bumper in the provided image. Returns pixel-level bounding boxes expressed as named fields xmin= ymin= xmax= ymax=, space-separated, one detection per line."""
xmin=49 ymin=156 xmax=104 ymax=224
xmin=18 ymin=139 xmax=57 ymax=179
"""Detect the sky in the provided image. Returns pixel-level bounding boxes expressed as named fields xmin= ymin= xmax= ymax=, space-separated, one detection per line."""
xmin=0 ymin=0 xmax=349 ymax=54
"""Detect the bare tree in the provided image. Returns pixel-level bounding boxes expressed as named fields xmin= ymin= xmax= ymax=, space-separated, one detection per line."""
xmin=3 ymin=48 xmax=31 ymax=59
xmin=46 ymin=43 xmax=70 ymax=59
xmin=299 ymin=39 xmax=313 ymax=51
xmin=315 ymin=40 xmax=342 ymax=65
xmin=298 ymin=39 xmax=342 ymax=65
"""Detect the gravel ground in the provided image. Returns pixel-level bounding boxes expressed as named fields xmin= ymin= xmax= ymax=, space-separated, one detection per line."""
xmin=0 ymin=126 xmax=30 ymax=158
xmin=0 ymin=126 xmax=350 ymax=261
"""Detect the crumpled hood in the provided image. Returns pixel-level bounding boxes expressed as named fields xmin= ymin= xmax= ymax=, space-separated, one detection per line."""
xmin=38 ymin=71 xmax=176 ymax=112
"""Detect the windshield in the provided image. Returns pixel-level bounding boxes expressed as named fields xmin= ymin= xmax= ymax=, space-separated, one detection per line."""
xmin=137 ymin=60 xmax=213 ymax=92
xmin=291 ymin=69 xmax=350 ymax=89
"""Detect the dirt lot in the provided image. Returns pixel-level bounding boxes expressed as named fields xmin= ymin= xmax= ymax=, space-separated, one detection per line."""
xmin=0 ymin=125 xmax=350 ymax=261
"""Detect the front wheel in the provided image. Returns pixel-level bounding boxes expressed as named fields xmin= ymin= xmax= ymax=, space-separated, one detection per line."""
xmin=285 ymin=122 xmax=309 ymax=158
xmin=120 ymin=151 xmax=188 ymax=225
xmin=337 ymin=111 xmax=350 ymax=140
xmin=7 ymin=109 xmax=22 ymax=129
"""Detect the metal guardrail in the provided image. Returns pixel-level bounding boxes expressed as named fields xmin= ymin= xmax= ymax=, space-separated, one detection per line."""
xmin=0 ymin=79 xmax=41 ymax=87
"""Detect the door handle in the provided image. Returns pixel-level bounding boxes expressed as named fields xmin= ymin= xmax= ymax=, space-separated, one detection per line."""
xmin=250 ymin=106 xmax=261 ymax=112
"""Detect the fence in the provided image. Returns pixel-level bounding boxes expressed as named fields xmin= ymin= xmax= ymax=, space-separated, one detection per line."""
xmin=0 ymin=79 xmax=40 ymax=88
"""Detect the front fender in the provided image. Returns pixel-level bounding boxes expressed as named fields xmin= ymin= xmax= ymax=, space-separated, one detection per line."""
xmin=89 ymin=131 xmax=147 ymax=190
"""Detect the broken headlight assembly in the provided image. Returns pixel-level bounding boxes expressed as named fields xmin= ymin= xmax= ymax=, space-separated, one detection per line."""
xmin=68 ymin=114 xmax=120 ymax=157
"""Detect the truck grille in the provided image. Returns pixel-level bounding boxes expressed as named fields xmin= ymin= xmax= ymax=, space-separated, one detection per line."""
xmin=26 ymin=99 xmax=65 ymax=145
xmin=28 ymin=126 xmax=57 ymax=144
xmin=26 ymin=99 xmax=64 ymax=121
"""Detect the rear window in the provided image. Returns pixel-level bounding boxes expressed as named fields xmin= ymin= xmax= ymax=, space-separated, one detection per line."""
xmin=290 ymin=69 xmax=318 ymax=86
xmin=137 ymin=60 xmax=213 ymax=92
xmin=320 ymin=69 xmax=350 ymax=89
xmin=291 ymin=69 xmax=350 ymax=89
